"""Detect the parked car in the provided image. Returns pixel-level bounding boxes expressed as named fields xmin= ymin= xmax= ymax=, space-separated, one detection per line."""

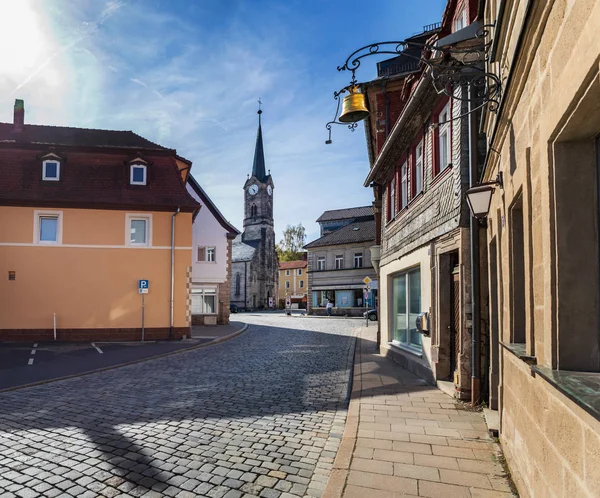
xmin=363 ymin=309 xmax=377 ymax=321
xmin=230 ymin=304 xmax=238 ymax=313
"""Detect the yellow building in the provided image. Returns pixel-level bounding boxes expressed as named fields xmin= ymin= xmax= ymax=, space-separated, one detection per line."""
xmin=277 ymin=260 xmax=308 ymax=308
xmin=0 ymin=100 xmax=199 ymax=341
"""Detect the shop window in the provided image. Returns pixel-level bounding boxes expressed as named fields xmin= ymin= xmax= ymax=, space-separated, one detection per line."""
xmin=391 ymin=268 xmax=422 ymax=351
xmin=191 ymin=288 xmax=217 ymax=314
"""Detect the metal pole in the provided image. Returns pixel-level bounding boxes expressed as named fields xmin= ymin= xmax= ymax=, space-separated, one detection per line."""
xmin=468 ymin=83 xmax=481 ymax=405
xmin=53 ymin=313 xmax=57 ymax=341
xmin=142 ymin=293 xmax=145 ymax=342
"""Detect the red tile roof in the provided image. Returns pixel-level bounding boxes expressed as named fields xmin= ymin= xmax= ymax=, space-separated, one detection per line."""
xmin=0 ymin=122 xmax=199 ymax=212
xmin=279 ymin=260 xmax=308 ymax=270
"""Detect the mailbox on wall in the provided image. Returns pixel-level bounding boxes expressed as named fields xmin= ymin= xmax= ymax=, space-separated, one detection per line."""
xmin=416 ymin=312 xmax=430 ymax=335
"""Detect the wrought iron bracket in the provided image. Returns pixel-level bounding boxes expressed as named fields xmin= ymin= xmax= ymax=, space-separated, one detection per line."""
xmin=326 ymin=23 xmax=501 ymax=143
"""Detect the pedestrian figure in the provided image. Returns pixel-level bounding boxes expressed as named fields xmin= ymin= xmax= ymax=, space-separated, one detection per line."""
xmin=326 ymin=299 xmax=333 ymax=316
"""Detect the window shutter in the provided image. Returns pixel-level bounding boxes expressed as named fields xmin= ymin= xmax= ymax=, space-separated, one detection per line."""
xmin=198 ymin=247 xmax=205 ymax=261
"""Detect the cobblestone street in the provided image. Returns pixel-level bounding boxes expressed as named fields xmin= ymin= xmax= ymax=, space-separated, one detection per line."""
xmin=0 ymin=315 xmax=359 ymax=498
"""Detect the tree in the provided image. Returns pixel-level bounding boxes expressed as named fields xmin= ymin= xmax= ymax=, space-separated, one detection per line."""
xmin=276 ymin=223 xmax=306 ymax=262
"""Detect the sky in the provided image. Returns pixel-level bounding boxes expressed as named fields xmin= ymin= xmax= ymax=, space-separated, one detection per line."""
xmin=0 ymin=0 xmax=447 ymax=243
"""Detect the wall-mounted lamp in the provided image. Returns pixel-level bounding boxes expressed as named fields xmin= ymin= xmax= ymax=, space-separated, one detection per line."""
xmin=465 ymin=172 xmax=503 ymax=219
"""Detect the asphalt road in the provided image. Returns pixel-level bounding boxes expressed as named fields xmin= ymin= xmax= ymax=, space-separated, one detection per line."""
xmin=0 ymin=339 xmax=213 ymax=391
xmin=0 ymin=314 xmax=359 ymax=498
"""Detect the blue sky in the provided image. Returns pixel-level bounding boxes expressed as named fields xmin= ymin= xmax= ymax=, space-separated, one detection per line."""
xmin=0 ymin=0 xmax=446 ymax=243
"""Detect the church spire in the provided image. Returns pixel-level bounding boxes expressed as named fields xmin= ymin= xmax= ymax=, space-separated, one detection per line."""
xmin=252 ymin=99 xmax=267 ymax=182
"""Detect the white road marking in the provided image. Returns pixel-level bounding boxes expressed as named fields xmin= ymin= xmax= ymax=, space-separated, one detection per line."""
xmin=31 ymin=349 xmax=36 ymax=355
xmin=28 ymin=358 xmax=34 ymax=365
xmin=91 ymin=342 xmax=103 ymax=354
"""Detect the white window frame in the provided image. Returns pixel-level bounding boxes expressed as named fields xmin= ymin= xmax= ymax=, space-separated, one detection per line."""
xmin=299 ymin=280 xmax=304 ymax=288
xmin=126 ymin=213 xmax=152 ymax=247
xmin=191 ymin=287 xmax=217 ymax=315
xmin=390 ymin=177 xmax=396 ymax=219
xmin=285 ymin=281 xmax=290 ymax=289
xmin=286 ymin=269 xmax=290 ymax=276
xmin=401 ymin=161 xmax=408 ymax=209
xmin=297 ymin=268 xmax=303 ymax=276
xmin=42 ymin=160 xmax=60 ymax=181
xmin=454 ymin=7 xmax=467 ymax=32
xmin=354 ymin=252 xmax=363 ymax=268
xmin=335 ymin=254 xmax=344 ymax=270
xmin=130 ymin=164 xmax=147 ymax=185
xmin=415 ymin=140 xmax=423 ymax=194
xmin=438 ymin=103 xmax=451 ymax=173
xmin=206 ymin=247 xmax=216 ymax=262
xmin=34 ymin=210 xmax=63 ymax=245
xmin=317 ymin=257 xmax=326 ymax=271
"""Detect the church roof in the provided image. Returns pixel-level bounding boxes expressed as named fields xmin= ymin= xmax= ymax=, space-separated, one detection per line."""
xmin=232 ymin=234 xmax=258 ymax=262
xmin=252 ymin=111 xmax=267 ymax=182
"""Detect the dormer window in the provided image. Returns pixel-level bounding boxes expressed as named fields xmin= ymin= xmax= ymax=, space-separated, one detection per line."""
xmin=42 ymin=159 xmax=60 ymax=181
xmin=130 ymin=163 xmax=147 ymax=185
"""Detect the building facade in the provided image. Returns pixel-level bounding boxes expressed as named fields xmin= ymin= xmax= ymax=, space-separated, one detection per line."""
xmin=187 ymin=176 xmax=239 ymax=325
xmin=277 ymin=259 xmax=308 ymax=308
xmin=230 ymin=110 xmax=278 ymax=310
xmin=361 ymin=3 xmax=482 ymax=393
xmin=305 ymin=207 xmax=377 ymax=316
xmin=0 ymin=100 xmax=198 ymax=341
xmin=480 ymin=0 xmax=600 ymax=496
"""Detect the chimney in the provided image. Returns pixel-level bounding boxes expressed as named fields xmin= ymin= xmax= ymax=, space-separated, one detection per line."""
xmin=13 ymin=99 xmax=24 ymax=132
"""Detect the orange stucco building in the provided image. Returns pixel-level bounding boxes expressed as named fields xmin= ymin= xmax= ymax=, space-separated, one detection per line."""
xmin=0 ymin=100 xmax=199 ymax=341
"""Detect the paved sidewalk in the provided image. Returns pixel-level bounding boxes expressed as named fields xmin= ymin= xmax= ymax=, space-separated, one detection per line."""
xmin=190 ymin=320 xmax=246 ymax=339
xmin=324 ymin=326 xmax=517 ymax=498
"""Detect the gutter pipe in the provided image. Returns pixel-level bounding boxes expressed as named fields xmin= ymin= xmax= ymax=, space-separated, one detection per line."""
xmin=170 ymin=207 xmax=180 ymax=339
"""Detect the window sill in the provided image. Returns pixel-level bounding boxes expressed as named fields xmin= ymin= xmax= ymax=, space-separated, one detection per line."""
xmin=532 ymin=366 xmax=600 ymax=422
xmin=500 ymin=341 xmax=537 ymax=365
xmin=388 ymin=341 xmax=423 ymax=358
xmin=431 ymin=164 xmax=453 ymax=187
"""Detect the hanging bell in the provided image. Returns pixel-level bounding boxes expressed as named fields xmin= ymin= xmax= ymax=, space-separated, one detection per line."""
xmin=339 ymin=86 xmax=369 ymax=123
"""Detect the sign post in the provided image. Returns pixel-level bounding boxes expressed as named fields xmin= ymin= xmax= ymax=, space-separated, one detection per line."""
xmin=138 ymin=280 xmax=149 ymax=341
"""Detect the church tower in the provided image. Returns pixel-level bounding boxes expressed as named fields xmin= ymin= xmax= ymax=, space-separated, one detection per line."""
xmin=230 ymin=104 xmax=278 ymax=310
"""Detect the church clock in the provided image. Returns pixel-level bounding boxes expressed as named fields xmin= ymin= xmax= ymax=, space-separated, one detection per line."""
xmin=267 ymin=185 xmax=273 ymax=196
xmin=247 ymin=184 xmax=258 ymax=195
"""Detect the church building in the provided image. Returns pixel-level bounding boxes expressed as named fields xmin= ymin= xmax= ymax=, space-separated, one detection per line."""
xmin=230 ymin=108 xmax=278 ymax=310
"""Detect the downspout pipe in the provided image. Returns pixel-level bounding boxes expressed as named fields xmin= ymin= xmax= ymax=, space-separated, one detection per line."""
xmin=170 ymin=207 xmax=180 ymax=339
xmin=468 ymin=85 xmax=481 ymax=405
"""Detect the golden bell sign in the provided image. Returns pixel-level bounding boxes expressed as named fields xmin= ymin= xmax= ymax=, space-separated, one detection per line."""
xmin=339 ymin=86 xmax=369 ymax=123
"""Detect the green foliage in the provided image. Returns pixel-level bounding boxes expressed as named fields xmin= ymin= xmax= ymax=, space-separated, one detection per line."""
xmin=276 ymin=223 xmax=306 ymax=262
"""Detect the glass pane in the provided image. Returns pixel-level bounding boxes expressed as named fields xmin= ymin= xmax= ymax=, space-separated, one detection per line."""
xmin=130 ymin=219 xmax=146 ymax=244
xmin=409 ymin=270 xmax=422 ymax=348
xmin=191 ymin=295 xmax=202 ymax=314
xmin=44 ymin=162 xmax=58 ymax=178
xmin=393 ymin=275 xmax=407 ymax=343
xmin=439 ymin=133 xmax=448 ymax=169
xmin=203 ymin=294 xmax=215 ymax=314
xmin=132 ymin=166 xmax=145 ymax=183
xmin=40 ymin=217 xmax=58 ymax=242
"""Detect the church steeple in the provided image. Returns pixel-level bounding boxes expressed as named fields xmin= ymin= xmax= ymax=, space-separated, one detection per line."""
xmin=252 ymin=101 xmax=267 ymax=182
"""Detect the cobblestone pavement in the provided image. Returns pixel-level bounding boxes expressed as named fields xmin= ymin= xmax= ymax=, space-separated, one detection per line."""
xmin=0 ymin=315 xmax=359 ymax=498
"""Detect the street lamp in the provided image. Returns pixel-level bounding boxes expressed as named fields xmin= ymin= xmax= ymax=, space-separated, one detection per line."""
xmin=465 ymin=173 xmax=503 ymax=220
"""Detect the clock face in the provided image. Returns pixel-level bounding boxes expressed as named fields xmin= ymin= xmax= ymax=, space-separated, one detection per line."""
xmin=247 ymin=184 xmax=258 ymax=195
xmin=267 ymin=185 xmax=273 ymax=196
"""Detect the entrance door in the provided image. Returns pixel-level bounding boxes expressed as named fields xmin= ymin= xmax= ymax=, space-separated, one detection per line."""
xmin=449 ymin=265 xmax=460 ymax=377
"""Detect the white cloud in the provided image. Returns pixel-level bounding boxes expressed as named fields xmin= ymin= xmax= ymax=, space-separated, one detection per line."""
xmin=0 ymin=0 xmax=374 ymax=244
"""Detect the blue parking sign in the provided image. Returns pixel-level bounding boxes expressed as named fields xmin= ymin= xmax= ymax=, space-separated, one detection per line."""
xmin=138 ymin=280 xmax=149 ymax=294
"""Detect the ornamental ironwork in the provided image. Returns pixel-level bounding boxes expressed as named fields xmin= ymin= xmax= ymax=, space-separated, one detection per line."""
xmin=326 ymin=23 xmax=501 ymax=143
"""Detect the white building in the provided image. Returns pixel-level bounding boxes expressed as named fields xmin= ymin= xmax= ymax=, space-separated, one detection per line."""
xmin=186 ymin=176 xmax=239 ymax=325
